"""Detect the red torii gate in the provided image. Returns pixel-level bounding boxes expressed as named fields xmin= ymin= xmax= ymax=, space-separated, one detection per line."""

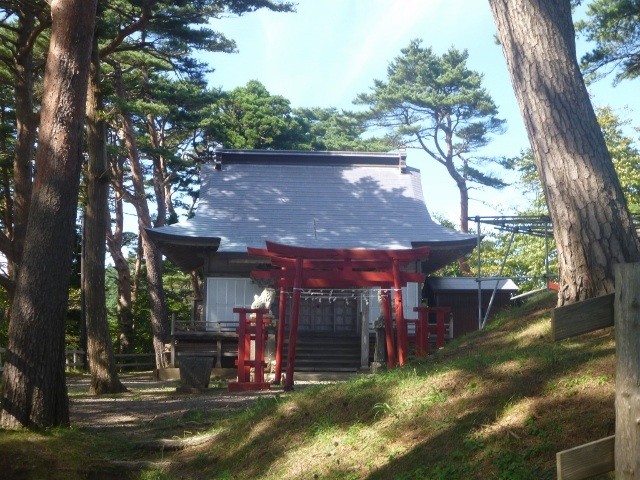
xmin=248 ymin=241 xmax=431 ymax=390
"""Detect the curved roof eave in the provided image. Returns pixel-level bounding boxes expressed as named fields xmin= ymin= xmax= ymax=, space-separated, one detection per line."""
xmin=412 ymin=238 xmax=478 ymax=273
xmin=145 ymin=228 xmax=220 ymax=272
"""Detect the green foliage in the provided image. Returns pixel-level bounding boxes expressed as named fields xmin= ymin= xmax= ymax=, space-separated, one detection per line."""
xmin=206 ymin=92 xmax=394 ymax=151
xmin=355 ymin=39 xmax=506 ymax=191
xmin=104 ymin=259 xmax=192 ymax=354
xmin=597 ymin=105 xmax=640 ymax=211
xmin=98 ymin=0 xmax=294 ymax=76
xmin=294 ymin=106 xmax=392 ymax=151
xmin=96 ymin=0 xmax=298 ymax=226
xmin=432 ymin=213 xmax=556 ymax=290
xmin=577 ymin=0 xmax=640 ymax=82
xmin=65 ymin=227 xmax=84 ymax=348
xmin=477 ymin=228 xmax=556 ymax=292
xmin=204 ymin=80 xmax=309 ymax=149
xmin=162 ymin=261 xmax=194 ymax=321
xmin=355 ymin=39 xmax=507 ymax=233
xmin=502 ymin=150 xmax=548 ymax=212
xmin=0 ymin=62 xmax=15 ymax=173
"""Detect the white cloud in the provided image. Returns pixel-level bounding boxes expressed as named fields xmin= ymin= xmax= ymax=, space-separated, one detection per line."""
xmin=330 ymin=1 xmax=443 ymax=103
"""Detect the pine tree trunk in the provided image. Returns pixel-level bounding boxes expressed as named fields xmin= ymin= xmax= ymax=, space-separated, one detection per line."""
xmin=109 ymin=245 xmax=135 ymax=354
xmin=106 ymin=169 xmax=135 ymax=354
xmin=145 ymin=113 xmax=178 ymax=225
xmin=84 ymin=38 xmax=126 ymax=395
xmin=488 ymin=0 xmax=640 ymax=305
xmin=456 ymin=175 xmax=472 ymax=274
xmin=120 ymin=119 xmax=169 ymax=368
xmin=114 ymin=66 xmax=169 ymax=369
xmin=0 ymin=0 xmax=97 ymax=428
xmin=9 ymin=10 xmax=38 ymax=289
xmin=132 ymin=234 xmax=143 ymax=305
xmin=140 ymin=230 xmax=169 ymax=368
xmin=442 ymin=153 xmax=472 ymax=274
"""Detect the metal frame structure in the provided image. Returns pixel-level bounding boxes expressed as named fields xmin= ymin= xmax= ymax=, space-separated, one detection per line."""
xmin=470 ymin=215 xmax=554 ymax=329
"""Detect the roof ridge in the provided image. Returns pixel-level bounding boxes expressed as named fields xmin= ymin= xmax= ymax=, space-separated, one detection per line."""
xmin=211 ymin=149 xmax=406 ymax=167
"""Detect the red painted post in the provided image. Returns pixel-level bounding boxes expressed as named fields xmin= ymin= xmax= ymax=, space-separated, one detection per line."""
xmin=234 ymin=309 xmax=248 ymax=382
xmin=404 ymin=319 xmax=417 ymax=357
xmin=392 ymin=259 xmax=407 ymax=365
xmin=381 ymin=289 xmax=396 ymax=368
xmin=274 ymin=285 xmax=287 ymax=384
xmin=436 ymin=307 xmax=450 ymax=348
xmin=421 ymin=308 xmax=429 ymax=355
xmin=244 ymin=314 xmax=252 ymax=380
xmin=414 ymin=306 xmax=428 ymax=356
xmin=254 ymin=310 xmax=265 ymax=383
xmin=229 ymin=307 xmax=271 ymax=392
xmin=284 ymin=257 xmax=303 ymax=391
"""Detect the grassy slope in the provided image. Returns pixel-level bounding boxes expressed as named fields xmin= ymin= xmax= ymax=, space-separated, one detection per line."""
xmin=0 ymin=292 xmax=616 ymax=479
xmin=166 ymin=292 xmax=615 ymax=479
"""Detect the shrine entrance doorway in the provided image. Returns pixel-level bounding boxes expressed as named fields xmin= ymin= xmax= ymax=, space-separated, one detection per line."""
xmin=298 ymin=296 xmax=358 ymax=333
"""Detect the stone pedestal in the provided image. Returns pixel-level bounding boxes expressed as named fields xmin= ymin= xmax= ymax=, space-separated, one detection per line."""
xmin=371 ymin=361 xmax=387 ymax=373
xmin=176 ymin=352 xmax=214 ymax=393
xmin=374 ymin=323 xmax=387 ymax=363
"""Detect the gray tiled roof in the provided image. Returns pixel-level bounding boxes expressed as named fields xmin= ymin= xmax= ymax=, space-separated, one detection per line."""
xmin=149 ymin=149 xmax=476 ymax=258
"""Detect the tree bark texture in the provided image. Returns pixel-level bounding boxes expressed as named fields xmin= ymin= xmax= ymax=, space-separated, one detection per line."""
xmin=145 ymin=113 xmax=169 ymax=228
xmin=7 ymin=10 xmax=39 ymax=288
xmin=614 ymin=263 xmax=640 ymax=479
xmin=114 ymin=67 xmax=169 ymax=369
xmin=0 ymin=0 xmax=97 ymax=428
xmin=106 ymin=161 xmax=135 ymax=354
xmin=489 ymin=0 xmax=640 ymax=305
xmin=84 ymin=39 xmax=126 ymax=395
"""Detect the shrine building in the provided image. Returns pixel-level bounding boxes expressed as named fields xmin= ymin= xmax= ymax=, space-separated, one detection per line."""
xmin=147 ymin=149 xmax=477 ymax=375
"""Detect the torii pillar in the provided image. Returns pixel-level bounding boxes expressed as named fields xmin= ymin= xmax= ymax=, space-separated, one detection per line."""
xmin=284 ymin=257 xmax=303 ymax=390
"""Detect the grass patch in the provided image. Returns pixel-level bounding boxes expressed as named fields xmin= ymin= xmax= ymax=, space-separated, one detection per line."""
xmin=0 ymin=427 xmax=139 ymax=479
xmin=0 ymin=292 xmax=618 ymax=479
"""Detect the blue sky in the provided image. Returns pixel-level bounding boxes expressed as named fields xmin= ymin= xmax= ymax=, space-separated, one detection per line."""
xmin=202 ymin=0 xmax=640 ymax=225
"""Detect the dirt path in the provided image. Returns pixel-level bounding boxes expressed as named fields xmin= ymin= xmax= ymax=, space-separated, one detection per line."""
xmin=68 ymin=371 xmax=350 ymax=439
xmin=68 ymin=373 xmax=281 ymax=435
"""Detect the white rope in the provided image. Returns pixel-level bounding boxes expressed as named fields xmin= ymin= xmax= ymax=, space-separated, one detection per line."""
xmin=281 ymin=287 xmax=405 ymax=305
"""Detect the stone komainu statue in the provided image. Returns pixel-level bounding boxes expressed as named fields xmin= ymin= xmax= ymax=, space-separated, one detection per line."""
xmin=251 ymin=287 xmax=276 ymax=314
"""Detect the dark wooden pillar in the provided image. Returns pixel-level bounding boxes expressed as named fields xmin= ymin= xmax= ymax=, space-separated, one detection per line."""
xmin=381 ymin=289 xmax=396 ymax=368
xmin=392 ymin=259 xmax=407 ymax=365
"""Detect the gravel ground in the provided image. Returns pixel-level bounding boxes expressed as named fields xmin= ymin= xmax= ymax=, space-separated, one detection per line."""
xmin=68 ymin=371 xmax=353 ymax=433
xmin=69 ymin=373 xmax=281 ymax=431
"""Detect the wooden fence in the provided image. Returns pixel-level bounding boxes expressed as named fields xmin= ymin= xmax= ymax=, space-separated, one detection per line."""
xmin=0 ymin=348 xmax=155 ymax=373
xmin=553 ymin=263 xmax=640 ymax=479
xmin=65 ymin=349 xmax=156 ymax=371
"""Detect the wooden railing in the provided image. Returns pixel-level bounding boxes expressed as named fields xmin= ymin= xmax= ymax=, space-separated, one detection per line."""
xmin=171 ymin=315 xmax=238 ymax=334
xmin=64 ymin=349 xmax=156 ymax=371
xmin=114 ymin=353 xmax=157 ymax=370
xmin=0 ymin=347 xmax=155 ymax=374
